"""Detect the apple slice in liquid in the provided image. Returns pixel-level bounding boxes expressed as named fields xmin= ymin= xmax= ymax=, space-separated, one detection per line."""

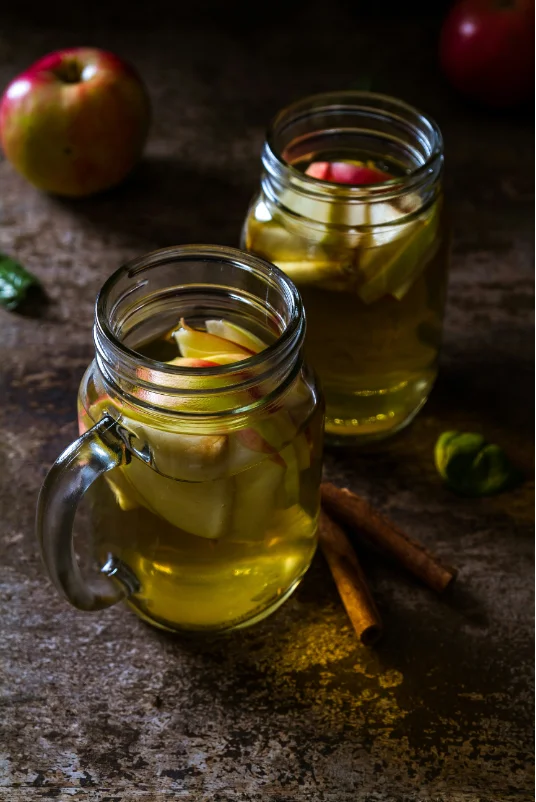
xmin=305 ymin=161 xmax=391 ymax=185
xmin=104 ymin=470 xmax=142 ymax=511
xmin=87 ymin=398 xmax=233 ymax=538
xmin=122 ymin=422 xmax=293 ymax=542
xmin=357 ymin=203 xmax=440 ymax=304
xmin=228 ymin=457 xmax=286 ymax=542
xmin=165 ymin=353 xmax=251 ymax=397
xmin=123 ymin=455 xmax=234 ymax=539
xmin=247 ymin=204 xmax=332 ymax=251
xmin=173 ymin=319 xmax=253 ymax=360
xmin=265 ymin=504 xmax=316 ymax=547
xmin=205 ymin=319 xmax=267 ymax=354
xmin=274 ymin=260 xmax=355 ymax=292
xmin=281 ymin=160 xmax=395 ymax=228
xmin=97 ymin=322 xmax=307 ymax=538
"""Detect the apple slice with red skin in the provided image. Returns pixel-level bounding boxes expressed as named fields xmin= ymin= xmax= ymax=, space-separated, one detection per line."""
xmin=169 ymin=347 xmax=299 ymax=477
xmin=173 ymin=319 xmax=254 ymax=360
xmin=163 ymin=324 xmax=301 ymax=477
xmin=168 ymin=347 xmax=285 ymax=471
xmin=167 ymin=356 xmax=220 ymax=368
xmin=304 ymin=161 xmax=330 ymax=180
xmin=167 ymin=352 xmax=263 ymax=400
xmin=305 ymin=161 xmax=391 ymax=185
xmin=234 ymin=427 xmax=286 ymax=469
xmin=168 ymin=354 xmax=248 ymax=368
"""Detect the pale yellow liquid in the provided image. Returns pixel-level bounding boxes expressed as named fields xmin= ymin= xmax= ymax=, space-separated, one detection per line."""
xmin=79 ymin=354 xmax=323 ymax=632
xmin=88 ymin=469 xmax=318 ymax=631
xmin=243 ymin=161 xmax=449 ymax=443
xmin=292 ymin=244 xmax=448 ymax=440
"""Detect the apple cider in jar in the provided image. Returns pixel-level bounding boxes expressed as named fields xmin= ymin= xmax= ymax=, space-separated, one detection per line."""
xmin=38 ymin=246 xmax=323 ymax=633
xmin=242 ymin=92 xmax=449 ymax=444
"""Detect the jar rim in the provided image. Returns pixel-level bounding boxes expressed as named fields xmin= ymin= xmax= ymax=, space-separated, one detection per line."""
xmin=93 ymin=245 xmax=305 ymax=413
xmin=264 ymin=90 xmax=444 ymax=200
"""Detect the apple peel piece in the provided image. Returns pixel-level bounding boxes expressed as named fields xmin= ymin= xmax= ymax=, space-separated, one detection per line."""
xmin=246 ymin=213 xmax=333 ymax=255
xmin=234 ymin=427 xmax=286 ymax=468
xmin=305 ymin=161 xmax=330 ymax=180
xmin=167 ymin=356 xmax=221 ymax=368
xmin=306 ymin=161 xmax=392 ymax=185
xmin=167 ymin=353 xmax=249 ymax=368
xmin=159 ymin=356 xmax=237 ymax=398
xmin=329 ymin=163 xmax=391 ymax=185
xmin=102 ymin=424 xmax=233 ymax=538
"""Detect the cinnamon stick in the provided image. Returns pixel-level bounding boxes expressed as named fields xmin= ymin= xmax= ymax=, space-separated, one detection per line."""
xmin=321 ymin=482 xmax=456 ymax=593
xmin=318 ymin=509 xmax=383 ymax=646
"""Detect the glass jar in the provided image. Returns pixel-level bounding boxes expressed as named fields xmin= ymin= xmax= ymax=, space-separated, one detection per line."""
xmin=241 ymin=91 xmax=449 ymax=444
xmin=37 ymin=245 xmax=324 ymax=633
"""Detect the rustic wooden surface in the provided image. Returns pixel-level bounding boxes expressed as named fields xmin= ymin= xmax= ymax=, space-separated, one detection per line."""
xmin=0 ymin=3 xmax=534 ymax=800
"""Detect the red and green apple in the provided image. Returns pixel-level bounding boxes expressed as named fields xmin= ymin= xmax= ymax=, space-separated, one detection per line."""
xmin=0 ymin=47 xmax=151 ymax=196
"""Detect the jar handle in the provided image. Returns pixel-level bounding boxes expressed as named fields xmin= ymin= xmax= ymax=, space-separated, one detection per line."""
xmin=36 ymin=415 xmax=134 ymax=611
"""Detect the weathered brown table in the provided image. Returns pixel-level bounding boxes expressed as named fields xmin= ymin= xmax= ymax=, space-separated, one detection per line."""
xmin=1 ymin=4 xmax=534 ymax=800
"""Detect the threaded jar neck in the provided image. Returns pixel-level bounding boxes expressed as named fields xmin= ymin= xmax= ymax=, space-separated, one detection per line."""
xmin=261 ymin=90 xmax=444 ymax=225
xmin=93 ymin=245 xmax=305 ymax=418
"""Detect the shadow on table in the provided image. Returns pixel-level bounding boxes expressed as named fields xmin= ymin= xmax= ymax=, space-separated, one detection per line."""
xmin=53 ymin=154 xmax=254 ymax=251
xmin=145 ymin=550 xmax=497 ymax=721
xmin=135 ymin=562 xmax=530 ymax=802
xmin=130 ymin=343 xmax=533 ymax=760
xmin=430 ymin=354 xmax=534 ymax=440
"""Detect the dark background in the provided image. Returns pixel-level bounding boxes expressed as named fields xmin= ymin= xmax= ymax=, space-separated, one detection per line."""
xmin=0 ymin=2 xmax=534 ymax=800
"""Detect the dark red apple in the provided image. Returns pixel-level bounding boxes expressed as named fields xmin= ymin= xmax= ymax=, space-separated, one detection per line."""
xmin=0 ymin=47 xmax=151 ymax=196
xmin=439 ymin=0 xmax=535 ymax=108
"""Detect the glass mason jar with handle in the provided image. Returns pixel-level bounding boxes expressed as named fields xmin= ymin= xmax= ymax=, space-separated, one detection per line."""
xmin=241 ymin=91 xmax=449 ymax=445
xmin=37 ymin=245 xmax=324 ymax=633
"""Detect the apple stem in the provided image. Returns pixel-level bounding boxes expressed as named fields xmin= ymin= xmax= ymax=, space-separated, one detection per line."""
xmin=55 ymin=60 xmax=82 ymax=84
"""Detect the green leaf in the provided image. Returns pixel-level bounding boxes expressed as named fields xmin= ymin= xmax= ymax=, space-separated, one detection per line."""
xmin=434 ymin=431 xmax=520 ymax=497
xmin=0 ymin=254 xmax=41 ymax=310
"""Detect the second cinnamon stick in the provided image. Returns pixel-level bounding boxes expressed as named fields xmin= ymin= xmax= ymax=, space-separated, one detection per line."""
xmin=321 ymin=482 xmax=457 ymax=594
xmin=319 ymin=509 xmax=383 ymax=646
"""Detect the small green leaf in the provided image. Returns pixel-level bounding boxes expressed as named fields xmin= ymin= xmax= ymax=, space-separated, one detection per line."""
xmin=434 ymin=431 xmax=520 ymax=497
xmin=0 ymin=254 xmax=41 ymax=310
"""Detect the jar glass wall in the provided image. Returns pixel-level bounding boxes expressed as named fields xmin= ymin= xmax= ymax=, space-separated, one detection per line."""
xmin=242 ymin=91 xmax=449 ymax=444
xmin=41 ymin=245 xmax=324 ymax=633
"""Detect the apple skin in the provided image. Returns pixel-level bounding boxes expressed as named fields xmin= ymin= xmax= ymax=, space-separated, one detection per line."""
xmin=305 ymin=161 xmax=391 ymax=184
xmin=439 ymin=0 xmax=535 ymax=108
xmin=0 ymin=47 xmax=151 ymax=197
xmin=173 ymin=319 xmax=254 ymax=360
